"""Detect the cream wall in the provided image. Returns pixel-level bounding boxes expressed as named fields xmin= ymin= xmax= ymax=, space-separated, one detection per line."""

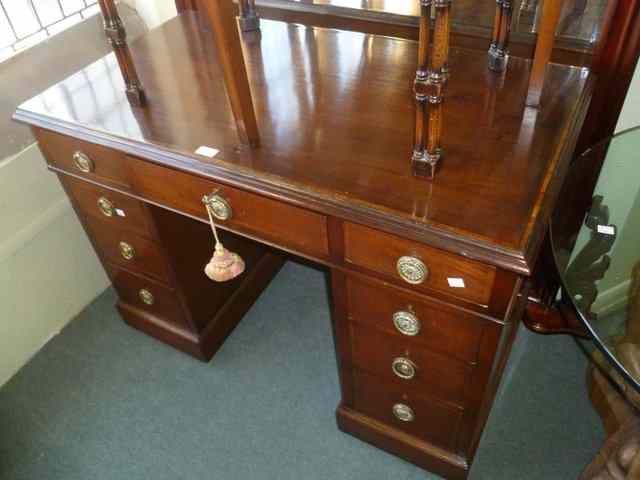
xmin=0 ymin=6 xmax=146 ymax=387
xmin=0 ymin=0 xmax=177 ymax=388
xmin=571 ymin=62 xmax=640 ymax=316
xmin=0 ymin=146 xmax=110 ymax=385
xmin=616 ymin=64 xmax=640 ymax=133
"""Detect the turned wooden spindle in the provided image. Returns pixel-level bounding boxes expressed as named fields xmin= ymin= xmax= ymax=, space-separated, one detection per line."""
xmin=488 ymin=0 xmax=513 ymax=72
xmin=97 ymin=0 xmax=145 ymax=106
xmin=412 ymin=0 xmax=451 ymax=179
xmin=237 ymin=0 xmax=260 ymax=32
xmin=412 ymin=0 xmax=432 ymax=177
xmin=427 ymin=0 xmax=451 ymax=167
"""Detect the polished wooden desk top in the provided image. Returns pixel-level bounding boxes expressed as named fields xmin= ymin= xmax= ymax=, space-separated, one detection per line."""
xmin=14 ymin=12 xmax=593 ymax=274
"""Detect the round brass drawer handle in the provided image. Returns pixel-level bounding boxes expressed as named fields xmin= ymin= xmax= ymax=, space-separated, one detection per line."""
xmin=392 ymin=403 xmax=415 ymax=422
xmin=139 ymin=289 xmax=154 ymax=306
xmin=393 ymin=311 xmax=421 ymax=336
xmin=396 ymin=256 xmax=429 ymax=285
xmin=73 ymin=151 xmax=94 ymax=173
xmin=202 ymin=192 xmax=232 ymax=221
xmin=119 ymin=241 xmax=135 ymax=261
xmin=392 ymin=357 xmax=417 ymax=380
xmin=97 ymin=196 xmax=115 ymax=217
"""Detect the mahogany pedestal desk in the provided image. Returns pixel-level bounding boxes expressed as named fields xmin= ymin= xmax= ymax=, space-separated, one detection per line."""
xmin=14 ymin=13 xmax=594 ymax=479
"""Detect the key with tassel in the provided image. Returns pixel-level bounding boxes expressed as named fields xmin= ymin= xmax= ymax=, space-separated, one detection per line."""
xmin=202 ymin=192 xmax=245 ymax=282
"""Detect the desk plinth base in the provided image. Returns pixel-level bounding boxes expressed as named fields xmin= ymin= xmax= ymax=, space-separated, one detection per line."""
xmin=336 ymin=405 xmax=469 ymax=479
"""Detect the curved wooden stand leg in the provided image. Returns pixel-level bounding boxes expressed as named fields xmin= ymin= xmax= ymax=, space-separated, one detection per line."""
xmin=200 ymin=0 xmax=260 ymax=147
xmin=524 ymin=298 xmax=589 ymax=337
xmin=526 ymin=0 xmax=564 ymax=106
xmin=580 ymin=360 xmax=640 ymax=479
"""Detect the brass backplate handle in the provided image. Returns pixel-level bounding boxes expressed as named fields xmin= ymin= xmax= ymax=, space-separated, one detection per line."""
xmin=397 ymin=256 xmax=429 ymax=285
xmin=393 ymin=310 xmax=421 ymax=336
xmin=139 ymin=289 xmax=154 ymax=306
xmin=392 ymin=357 xmax=417 ymax=380
xmin=73 ymin=151 xmax=94 ymax=173
xmin=97 ymin=197 xmax=115 ymax=217
xmin=202 ymin=191 xmax=232 ymax=221
xmin=119 ymin=241 xmax=135 ymax=261
xmin=392 ymin=403 xmax=415 ymax=422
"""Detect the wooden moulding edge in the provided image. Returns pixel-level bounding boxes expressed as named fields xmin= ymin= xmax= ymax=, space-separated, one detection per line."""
xmin=15 ymin=109 xmax=538 ymax=275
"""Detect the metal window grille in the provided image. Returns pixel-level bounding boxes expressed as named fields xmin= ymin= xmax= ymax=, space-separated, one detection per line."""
xmin=1 ymin=0 xmax=100 ymax=62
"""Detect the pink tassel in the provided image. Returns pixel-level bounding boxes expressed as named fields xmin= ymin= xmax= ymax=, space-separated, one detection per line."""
xmin=204 ymin=243 xmax=245 ymax=282
xmin=203 ymin=198 xmax=245 ymax=282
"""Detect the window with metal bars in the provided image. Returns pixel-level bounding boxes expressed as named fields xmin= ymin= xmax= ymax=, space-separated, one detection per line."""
xmin=0 ymin=0 xmax=100 ymax=63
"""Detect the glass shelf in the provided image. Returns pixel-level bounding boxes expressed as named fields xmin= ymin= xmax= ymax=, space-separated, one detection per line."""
xmin=551 ymin=126 xmax=640 ymax=393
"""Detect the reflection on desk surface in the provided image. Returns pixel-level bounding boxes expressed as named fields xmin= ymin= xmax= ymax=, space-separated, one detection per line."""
xmin=16 ymin=16 xmax=591 ymax=260
xmin=270 ymin=0 xmax=607 ymax=43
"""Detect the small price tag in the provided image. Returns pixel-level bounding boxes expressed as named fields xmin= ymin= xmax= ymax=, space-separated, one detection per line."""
xmin=597 ymin=225 xmax=615 ymax=235
xmin=195 ymin=146 xmax=219 ymax=158
xmin=447 ymin=278 xmax=465 ymax=288
xmin=115 ymin=208 xmax=126 ymax=217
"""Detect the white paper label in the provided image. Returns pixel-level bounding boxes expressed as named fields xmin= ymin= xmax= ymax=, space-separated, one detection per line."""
xmin=447 ymin=278 xmax=465 ymax=288
xmin=195 ymin=146 xmax=220 ymax=158
xmin=597 ymin=225 xmax=615 ymax=235
xmin=115 ymin=208 xmax=126 ymax=217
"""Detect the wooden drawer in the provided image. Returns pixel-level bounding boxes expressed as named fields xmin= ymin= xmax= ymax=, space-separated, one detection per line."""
xmin=349 ymin=325 xmax=471 ymax=407
xmin=85 ymin=217 xmax=171 ymax=285
xmin=128 ymin=156 xmax=330 ymax=260
xmin=344 ymin=222 xmax=496 ymax=306
xmin=60 ymin=176 xmax=155 ymax=240
xmin=106 ymin=264 xmax=189 ymax=329
xmin=352 ymin=370 xmax=463 ymax=450
xmin=35 ymin=128 xmax=131 ymax=190
xmin=346 ymin=276 xmax=486 ymax=364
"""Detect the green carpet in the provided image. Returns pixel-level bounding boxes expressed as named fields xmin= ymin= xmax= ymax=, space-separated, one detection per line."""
xmin=0 ymin=261 xmax=603 ymax=479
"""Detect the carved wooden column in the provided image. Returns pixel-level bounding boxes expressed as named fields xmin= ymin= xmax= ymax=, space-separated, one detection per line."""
xmin=237 ymin=0 xmax=260 ymax=32
xmin=412 ymin=0 xmax=451 ymax=179
xmin=97 ymin=0 xmax=145 ymax=106
xmin=488 ymin=0 xmax=512 ymax=72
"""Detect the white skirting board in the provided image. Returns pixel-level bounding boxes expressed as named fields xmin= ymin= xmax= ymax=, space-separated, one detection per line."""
xmin=0 ymin=144 xmax=110 ymax=387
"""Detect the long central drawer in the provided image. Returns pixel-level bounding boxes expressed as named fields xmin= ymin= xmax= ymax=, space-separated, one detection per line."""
xmin=128 ymin=156 xmax=330 ymax=260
